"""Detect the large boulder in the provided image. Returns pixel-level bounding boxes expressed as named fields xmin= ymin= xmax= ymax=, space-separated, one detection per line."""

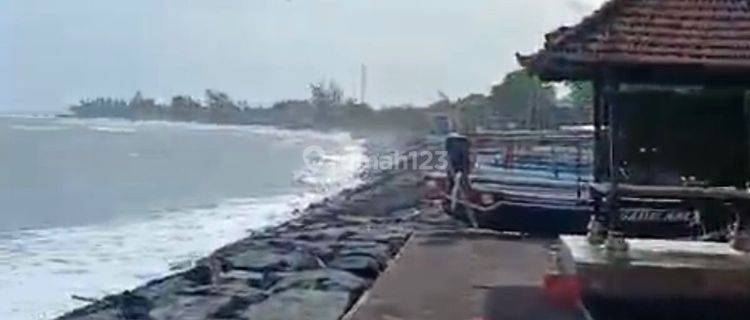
xmin=271 ymin=269 xmax=370 ymax=294
xmin=210 ymin=292 xmax=267 ymax=319
xmin=134 ymin=275 xmax=192 ymax=303
xmin=328 ymin=255 xmax=382 ymax=279
xmin=224 ymin=249 xmax=321 ymax=272
xmin=243 ymin=289 xmax=351 ymax=320
xmin=104 ymin=292 xmax=153 ymax=320
xmin=285 ymin=227 xmax=358 ymax=242
xmin=220 ymin=270 xmax=280 ymax=290
xmin=336 ymin=241 xmax=391 ymax=263
xmin=148 ymin=283 xmax=266 ymax=320
xmin=149 ymin=295 xmax=232 ymax=320
xmin=183 ymin=265 xmax=213 ymax=285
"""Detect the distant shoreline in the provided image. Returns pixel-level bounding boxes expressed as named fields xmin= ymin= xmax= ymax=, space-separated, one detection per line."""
xmin=57 ymin=113 xmax=322 ymax=132
xmin=66 ymin=88 xmax=434 ymax=139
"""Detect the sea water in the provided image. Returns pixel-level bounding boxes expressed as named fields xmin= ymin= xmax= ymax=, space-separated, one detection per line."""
xmin=0 ymin=115 xmax=366 ymax=319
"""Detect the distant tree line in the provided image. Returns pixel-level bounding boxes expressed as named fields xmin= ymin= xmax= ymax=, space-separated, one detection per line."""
xmin=435 ymin=69 xmax=592 ymax=133
xmin=69 ymin=72 xmax=592 ymax=135
xmin=69 ymin=81 xmax=433 ymax=134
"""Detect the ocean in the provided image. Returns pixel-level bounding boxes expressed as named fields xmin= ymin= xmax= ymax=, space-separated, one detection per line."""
xmin=0 ymin=115 xmax=366 ymax=319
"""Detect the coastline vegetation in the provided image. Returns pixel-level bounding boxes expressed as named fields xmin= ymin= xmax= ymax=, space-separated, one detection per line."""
xmin=68 ymin=71 xmax=591 ymax=134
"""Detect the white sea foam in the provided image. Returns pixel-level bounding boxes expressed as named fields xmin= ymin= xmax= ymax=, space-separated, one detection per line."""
xmin=56 ymin=118 xmax=355 ymax=144
xmin=0 ymin=113 xmax=56 ymax=120
xmin=87 ymin=126 xmax=138 ymax=134
xmin=10 ymin=124 xmax=69 ymax=132
xmin=0 ymin=195 xmax=302 ymax=319
xmin=0 ymin=119 xmax=367 ymax=320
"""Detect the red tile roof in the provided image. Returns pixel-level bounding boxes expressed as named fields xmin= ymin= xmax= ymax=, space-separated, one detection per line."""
xmin=519 ymin=0 xmax=750 ymax=81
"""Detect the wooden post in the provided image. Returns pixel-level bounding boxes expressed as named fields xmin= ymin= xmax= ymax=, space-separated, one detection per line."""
xmin=576 ymin=142 xmax=583 ymax=199
xmin=588 ymin=79 xmax=607 ymax=244
xmin=604 ymin=80 xmax=628 ymax=251
xmin=731 ymin=200 xmax=750 ymax=252
xmin=593 ymin=80 xmax=604 ymax=184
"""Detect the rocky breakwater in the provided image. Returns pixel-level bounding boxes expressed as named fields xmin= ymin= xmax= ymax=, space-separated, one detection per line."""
xmin=58 ymin=141 xmax=462 ymax=320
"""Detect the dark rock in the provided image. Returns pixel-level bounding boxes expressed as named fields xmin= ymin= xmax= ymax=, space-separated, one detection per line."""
xmin=300 ymin=221 xmax=337 ymax=231
xmin=338 ymin=243 xmax=391 ymax=264
xmin=333 ymin=239 xmax=396 ymax=260
xmin=263 ymin=239 xmax=299 ymax=251
xmin=287 ymin=228 xmax=357 ymax=242
xmin=389 ymin=207 xmax=421 ymax=221
xmin=221 ymin=270 xmax=281 ymax=290
xmin=149 ymin=284 xmax=266 ymax=320
xmin=149 ymin=295 xmax=232 ymax=320
xmin=244 ymin=289 xmax=351 ymax=320
xmin=177 ymin=285 xmax=215 ymax=296
xmin=106 ymin=292 xmax=153 ymax=320
xmin=183 ymin=265 xmax=213 ymax=285
xmin=224 ymin=249 xmax=321 ymax=272
xmin=325 ymin=203 xmax=351 ymax=215
xmin=219 ymin=269 xmax=261 ymax=282
xmin=271 ymin=269 xmax=370 ymax=293
xmin=253 ymin=273 xmax=282 ymax=290
xmin=348 ymin=229 xmax=409 ymax=253
xmin=328 ymin=255 xmax=382 ymax=279
xmin=291 ymin=241 xmax=336 ymax=261
xmin=167 ymin=259 xmax=193 ymax=272
xmin=57 ymin=303 xmax=120 ymax=320
xmin=134 ymin=275 xmax=191 ymax=302
xmin=211 ymin=292 xmax=268 ymax=319
xmin=336 ymin=215 xmax=382 ymax=225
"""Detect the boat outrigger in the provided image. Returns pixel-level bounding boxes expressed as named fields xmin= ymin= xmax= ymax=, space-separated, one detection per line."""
xmin=426 ymin=129 xmax=709 ymax=237
xmin=426 ymin=130 xmax=593 ymax=234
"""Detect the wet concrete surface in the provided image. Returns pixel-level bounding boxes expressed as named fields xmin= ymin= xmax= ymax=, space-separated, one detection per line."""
xmin=347 ymin=231 xmax=587 ymax=320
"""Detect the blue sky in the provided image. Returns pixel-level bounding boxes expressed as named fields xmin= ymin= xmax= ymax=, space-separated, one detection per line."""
xmin=0 ymin=0 xmax=604 ymax=111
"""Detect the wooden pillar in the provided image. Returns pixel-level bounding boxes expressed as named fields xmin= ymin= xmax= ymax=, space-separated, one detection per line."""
xmin=606 ymin=82 xmax=619 ymax=229
xmin=604 ymin=80 xmax=628 ymax=251
xmin=587 ymin=79 xmax=608 ymax=244
xmin=731 ymin=200 xmax=750 ymax=252
xmin=593 ymin=80 xmax=603 ymax=183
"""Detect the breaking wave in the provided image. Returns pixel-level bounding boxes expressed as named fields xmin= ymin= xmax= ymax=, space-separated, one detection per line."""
xmin=0 ymin=117 xmax=366 ymax=320
xmin=0 ymin=113 xmax=56 ymax=120
xmin=10 ymin=124 xmax=69 ymax=132
xmin=87 ymin=126 xmax=138 ymax=134
xmin=55 ymin=118 xmax=357 ymax=143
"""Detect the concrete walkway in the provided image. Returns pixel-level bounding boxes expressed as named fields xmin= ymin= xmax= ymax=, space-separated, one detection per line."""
xmin=346 ymin=230 xmax=586 ymax=320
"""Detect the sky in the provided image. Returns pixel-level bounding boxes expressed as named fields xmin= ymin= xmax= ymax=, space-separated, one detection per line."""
xmin=0 ymin=0 xmax=606 ymax=112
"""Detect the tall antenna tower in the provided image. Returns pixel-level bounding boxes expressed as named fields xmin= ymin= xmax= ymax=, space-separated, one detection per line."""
xmin=360 ymin=64 xmax=367 ymax=104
